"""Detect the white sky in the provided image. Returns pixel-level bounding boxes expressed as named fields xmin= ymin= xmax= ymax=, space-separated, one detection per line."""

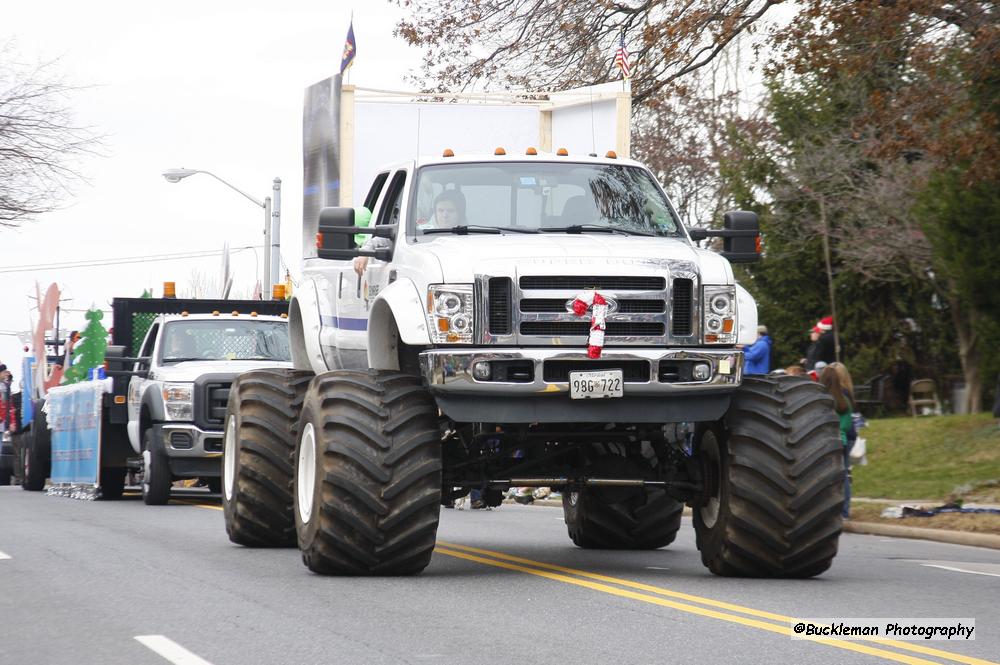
xmin=0 ymin=1 xmax=419 ymax=379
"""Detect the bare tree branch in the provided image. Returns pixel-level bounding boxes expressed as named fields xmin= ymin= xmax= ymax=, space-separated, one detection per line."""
xmin=394 ymin=0 xmax=781 ymax=104
xmin=0 ymin=41 xmax=104 ymax=228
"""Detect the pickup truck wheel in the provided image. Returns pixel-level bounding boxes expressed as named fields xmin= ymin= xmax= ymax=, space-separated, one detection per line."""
xmin=142 ymin=429 xmax=172 ymax=505
xmin=23 ymin=407 xmax=50 ymax=492
xmin=99 ymin=467 xmax=127 ymax=499
xmin=222 ymin=369 xmax=313 ymax=547
xmin=295 ymin=370 xmax=442 ymax=575
xmin=694 ymin=376 xmax=844 ymax=578
xmin=564 ymin=487 xmax=683 ymax=550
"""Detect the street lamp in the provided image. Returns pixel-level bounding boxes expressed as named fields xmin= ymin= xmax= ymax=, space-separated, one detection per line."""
xmin=162 ymin=168 xmax=281 ymax=296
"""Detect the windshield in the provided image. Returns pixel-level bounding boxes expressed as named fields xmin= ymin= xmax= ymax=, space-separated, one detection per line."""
xmin=408 ymin=162 xmax=680 ymax=236
xmin=160 ymin=320 xmax=290 ymax=363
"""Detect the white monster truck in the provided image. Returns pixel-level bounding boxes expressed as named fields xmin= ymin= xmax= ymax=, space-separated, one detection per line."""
xmin=222 ymin=151 xmax=844 ymax=577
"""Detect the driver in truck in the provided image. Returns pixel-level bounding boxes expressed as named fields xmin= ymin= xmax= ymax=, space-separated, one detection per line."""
xmin=163 ymin=330 xmax=197 ymax=361
xmin=418 ymin=189 xmax=466 ymax=231
xmin=354 ymin=189 xmax=467 ymax=275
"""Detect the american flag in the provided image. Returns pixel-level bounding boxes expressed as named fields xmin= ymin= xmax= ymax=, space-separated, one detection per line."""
xmin=614 ymin=32 xmax=631 ymax=79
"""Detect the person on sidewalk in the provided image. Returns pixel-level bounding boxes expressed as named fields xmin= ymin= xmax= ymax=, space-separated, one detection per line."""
xmin=742 ymin=325 xmax=772 ymax=375
xmin=820 ymin=362 xmax=856 ymax=519
xmin=805 ymin=317 xmax=837 ymax=370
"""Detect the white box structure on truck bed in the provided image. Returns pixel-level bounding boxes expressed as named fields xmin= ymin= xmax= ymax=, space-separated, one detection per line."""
xmin=222 ymin=73 xmax=845 ymax=582
xmin=302 ymin=79 xmax=632 ymax=253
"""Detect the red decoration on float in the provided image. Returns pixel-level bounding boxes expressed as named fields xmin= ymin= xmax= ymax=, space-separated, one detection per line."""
xmin=570 ymin=291 xmax=608 ymax=359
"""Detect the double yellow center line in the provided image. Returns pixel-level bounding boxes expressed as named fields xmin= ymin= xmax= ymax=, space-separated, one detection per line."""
xmin=180 ymin=499 xmax=992 ymax=665
xmin=435 ymin=542 xmax=995 ymax=665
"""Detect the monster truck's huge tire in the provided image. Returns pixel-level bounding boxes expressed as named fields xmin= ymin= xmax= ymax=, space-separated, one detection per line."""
xmin=142 ymin=429 xmax=173 ymax=505
xmin=694 ymin=376 xmax=844 ymax=578
xmin=563 ymin=448 xmax=683 ymax=549
xmin=295 ymin=370 xmax=441 ymax=575
xmin=23 ymin=405 xmax=50 ymax=492
xmin=222 ymin=369 xmax=313 ymax=547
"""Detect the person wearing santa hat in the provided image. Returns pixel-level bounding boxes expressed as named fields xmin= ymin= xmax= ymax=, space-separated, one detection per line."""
xmin=805 ymin=316 xmax=836 ymax=370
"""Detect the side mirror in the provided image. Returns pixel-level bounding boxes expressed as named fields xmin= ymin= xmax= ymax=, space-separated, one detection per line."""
xmin=315 ymin=206 xmax=396 ymax=261
xmin=720 ymin=211 xmax=760 ymax=264
xmin=686 ymin=211 xmax=761 ymax=264
xmin=317 ymin=207 xmax=354 ymax=252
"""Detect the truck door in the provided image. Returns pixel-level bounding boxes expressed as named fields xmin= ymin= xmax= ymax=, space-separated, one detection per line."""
xmin=126 ymin=322 xmax=158 ymax=453
xmin=332 ymin=171 xmax=392 ymax=368
xmin=360 ymin=169 xmax=409 ymax=340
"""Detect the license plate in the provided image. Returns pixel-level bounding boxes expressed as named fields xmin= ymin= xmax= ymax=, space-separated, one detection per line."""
xmin=569 ymin=370 xmax=624 ymax=399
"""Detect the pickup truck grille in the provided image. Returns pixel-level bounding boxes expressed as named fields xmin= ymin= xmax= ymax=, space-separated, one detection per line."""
xmin=206 ymin=384 xmax=230 ymax=425
xmin=521 ymin=322 xmax=665 ymax=336
xmin=671 ymin=278 xmax=694 ymax=336
xmin=488 ymin=277 xmax=512 ymax=335
xmin=520 ymin=298 xmax=666 ymax=314
xmin=519 ymin=276 xmax=665 ymax=291
xmin=480 ymin=272 xmax=698 ymax=345
xmin=193 ymin=380 xmax=233 ymax=430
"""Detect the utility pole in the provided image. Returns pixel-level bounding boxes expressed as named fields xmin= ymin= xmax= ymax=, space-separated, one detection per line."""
xmin=819 ymin=196 xmax=841 ymax=363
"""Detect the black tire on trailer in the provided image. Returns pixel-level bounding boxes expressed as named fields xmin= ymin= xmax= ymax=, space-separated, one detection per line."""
xmin=564 ymin=486 xmax=683 ymax=550
xmin=23 ymin=404 xmax=50 ymax=492
xmin=694 ymin=376 xmax=844 ymax=578
xmin=295 ymin=370 xmax=442 ymax=575
xmin=0 ymin=469 xmax=11 ymax=486
xmin=222 ymin=369 xmax=313 ymax=547
xmin=142 ymin=429 xmax=172 ymax=505
xmin=99 ymin=467 xmax=127 ymax=499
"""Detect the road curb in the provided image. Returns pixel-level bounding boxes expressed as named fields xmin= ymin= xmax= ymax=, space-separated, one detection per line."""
xmin=843 ymin=520 xmax=1000 ymax=550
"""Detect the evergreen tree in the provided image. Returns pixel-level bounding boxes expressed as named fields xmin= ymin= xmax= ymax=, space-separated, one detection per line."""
xmin=62 ymin=308 xmax=109 ymax=385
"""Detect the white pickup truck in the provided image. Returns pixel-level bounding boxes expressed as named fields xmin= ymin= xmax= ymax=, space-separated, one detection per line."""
xmin=127 ymin=311 xmax=291 ymax=504
xmin=222 ymin=144 xmax=845 ymax=578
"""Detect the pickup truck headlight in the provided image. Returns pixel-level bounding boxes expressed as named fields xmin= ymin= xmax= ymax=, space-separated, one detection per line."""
xmin=426 ymin=284 xmax=474 ymax=344
xmin=162 ymin=382 xmax=194 ymax=421
xmin=703 ymin=286 xmax=737 ymax=344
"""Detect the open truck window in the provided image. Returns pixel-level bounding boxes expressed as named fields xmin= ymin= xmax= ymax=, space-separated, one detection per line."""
xmin=409 ymin=162 xmax=680 ymax=236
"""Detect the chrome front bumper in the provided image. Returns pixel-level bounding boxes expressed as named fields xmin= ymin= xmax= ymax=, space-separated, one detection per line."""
xmin=154 ymin=423 xmax=223 ymax=458
xmin=419 ymin=348 xmax=742 ymax=395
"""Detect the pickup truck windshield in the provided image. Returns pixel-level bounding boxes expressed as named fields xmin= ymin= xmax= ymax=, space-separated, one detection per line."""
xmin=160 ymin=320 xmax=290 ymax=363
xmin=409 ymin=162 xmax=679 ymax=236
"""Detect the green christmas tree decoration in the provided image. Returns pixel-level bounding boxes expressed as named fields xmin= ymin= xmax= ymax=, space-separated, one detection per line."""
xmin=62 ymin=308 xmax=109 ymax=385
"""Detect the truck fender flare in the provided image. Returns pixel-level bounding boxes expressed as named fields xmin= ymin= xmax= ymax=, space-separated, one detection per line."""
xmin=289 ymin=279 xmax=326 ymax=372
xmin=141 ymin=392 xmax=165 ymax=428
xmin=367 ymin=279 xmax=430 ymax=371
xmin=735 ymin=282 xmax=758 ymax=346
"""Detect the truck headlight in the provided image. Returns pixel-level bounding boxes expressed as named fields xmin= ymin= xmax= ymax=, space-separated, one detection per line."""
xmin=426 ymin=284 xmax=474 ymax=344
xmin=703 ymin=286 xmax=737 ymax=344
xmin=163 ymin=382 xmax=194 ymax=421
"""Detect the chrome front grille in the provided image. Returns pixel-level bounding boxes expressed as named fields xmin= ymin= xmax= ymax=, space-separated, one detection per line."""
xmin=477 ymin=266 xmax=700 ymax=346
xmin=518 ymin=275 xmax=666 ymax=291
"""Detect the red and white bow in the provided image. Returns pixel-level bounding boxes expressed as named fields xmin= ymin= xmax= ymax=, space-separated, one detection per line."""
xmin=570 ymin=290 xmax=608 ymax=359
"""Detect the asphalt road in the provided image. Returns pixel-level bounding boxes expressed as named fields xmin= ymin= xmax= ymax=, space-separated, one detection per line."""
xmin=2 ymin=486 xmax=998 ymax=665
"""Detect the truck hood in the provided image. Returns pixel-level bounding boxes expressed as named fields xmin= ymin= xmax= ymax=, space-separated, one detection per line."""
xmin=152 ymin=360 xmax=292 ymax=382
xmin=418 ymin=234 xmax=732 ymax=283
